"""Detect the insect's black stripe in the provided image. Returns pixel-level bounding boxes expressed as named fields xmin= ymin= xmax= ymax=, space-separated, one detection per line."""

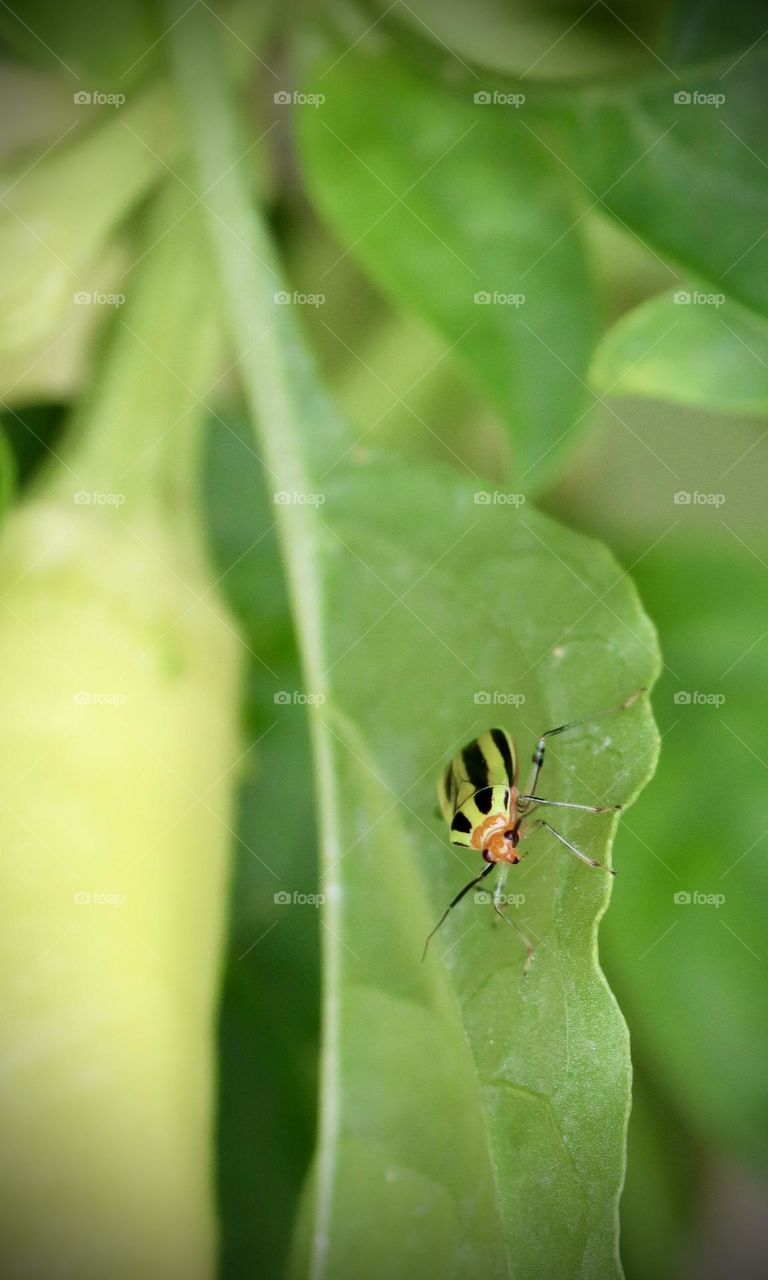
xmin=490 ymin=728 xmax=514 ymax=782
xmin=462 ymin=740 xmax=490 ymax=792
xmin=442 ymin=765 xmax=457 ymax=810
xmin=473 ymin=787 xmax=494 ymax=815
xmin=451 ymin=812 xmax=473 ymax=834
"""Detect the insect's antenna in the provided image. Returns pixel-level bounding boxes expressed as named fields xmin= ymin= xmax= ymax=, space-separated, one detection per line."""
xmin=421 ymin=863 xmax=495 ymax=961
xmin=542 ymin=687 xmax=645 ymax=741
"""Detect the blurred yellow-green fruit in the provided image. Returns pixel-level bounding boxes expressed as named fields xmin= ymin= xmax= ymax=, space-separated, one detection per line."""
xmin=0 ymin=493 xmax=242 ymax=1278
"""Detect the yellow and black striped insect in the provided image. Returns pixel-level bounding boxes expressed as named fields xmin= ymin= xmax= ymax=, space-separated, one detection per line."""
xmin=424 ymin=691 xmax=643 ymax=970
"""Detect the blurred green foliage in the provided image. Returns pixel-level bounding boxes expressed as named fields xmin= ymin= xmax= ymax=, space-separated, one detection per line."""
xmin=299 ymin=49 xmax=598 ymax=488
xmin=591 ymin=292 xmax=768 ymax=414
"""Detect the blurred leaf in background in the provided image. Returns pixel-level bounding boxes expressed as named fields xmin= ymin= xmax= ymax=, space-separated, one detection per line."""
xmin=300 ymin=46 xmax=598 ymax=489
xmin=604 ymin=547 xmax=768 ymax=1172
xmin=591 ymin=291 xmax=768 ymax=415
xmin=205 ymin=414 xmax=320 ymax=1280
xmin=541 ymin=47 xmax=768 ymax=321
xmin=0 ymin=85 xmax=175 ymax=356
xmin=0 ymin=421 xmax=16 ymax=521
xmin=0 ymin=0 xmax=159 ymax=84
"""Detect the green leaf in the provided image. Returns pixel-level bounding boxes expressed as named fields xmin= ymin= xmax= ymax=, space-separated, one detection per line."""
xmin=216 ymin=701 xmax=319 ymax=1280
xmin=298 ymin=47 xmax=598 ymax=488
xmin=661 ymin=0 xmax=768 ymax=64
xmin=296 ymin=466 xmax=660 ymax=1280
xmin=590 ymin=288 xmax=768 ymax=414
xmin=0 ymin=0 xmax=158 ymax=84
xmin=543 ymin=48 xmax=768 ymax=322
xmin=603 ymin=546 xmax=768 ymax=1174
xmin=0 ymin=402 xmax=68 ymax=492
xmin=0 ymin=84 xmax=176 ymax=354
xmin=360 ymin=0 xmax=660 ymax=79
xmin=204 ymin=414 xmax=320 ymax=1280
xmin=169 ymin=7 xmax=661 ymax=1275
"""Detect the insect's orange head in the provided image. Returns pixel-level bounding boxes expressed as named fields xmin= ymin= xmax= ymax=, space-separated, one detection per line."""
xmin=484 ymin=827 xmax=520 ymax=864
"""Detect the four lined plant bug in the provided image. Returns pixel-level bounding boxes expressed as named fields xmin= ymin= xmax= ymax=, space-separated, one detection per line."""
xmin=423 ymin=689 xmax=644 ymax=971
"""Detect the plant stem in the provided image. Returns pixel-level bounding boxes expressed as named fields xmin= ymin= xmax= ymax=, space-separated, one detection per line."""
xmin=52 ymin=177 xmax=220 ymax=547
xmin=167 ymin=8 xmax=350 ymax=1277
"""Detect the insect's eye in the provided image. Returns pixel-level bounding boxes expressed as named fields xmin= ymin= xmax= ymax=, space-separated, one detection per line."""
xmin=504 ymin=829 xmax=515 ymax=839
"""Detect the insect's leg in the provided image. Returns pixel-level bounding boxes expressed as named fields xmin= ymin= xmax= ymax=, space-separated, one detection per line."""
xmin=523 ymin=818 xmax=616 ymax=876
xmin=492 ymin=878 xmax=534 ymax=976
xmin=491 ymin=863 xmax=509 ymax=921
xmin=517 ymin=796 xmax=621 ymax=814
xmin=522 ymin=688 xmax=644 ymax=796
xmin=421 ymin=862 xmax=495 ymax=961
xmin=523 ymin=735 xmax=548 ymax=801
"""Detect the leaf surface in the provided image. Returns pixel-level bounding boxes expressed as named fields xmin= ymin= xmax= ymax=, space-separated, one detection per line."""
xmin=298 ymin=47 xmax=598 ymax=488
xmin=591 ymin=290 xmax=768 ymax=415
